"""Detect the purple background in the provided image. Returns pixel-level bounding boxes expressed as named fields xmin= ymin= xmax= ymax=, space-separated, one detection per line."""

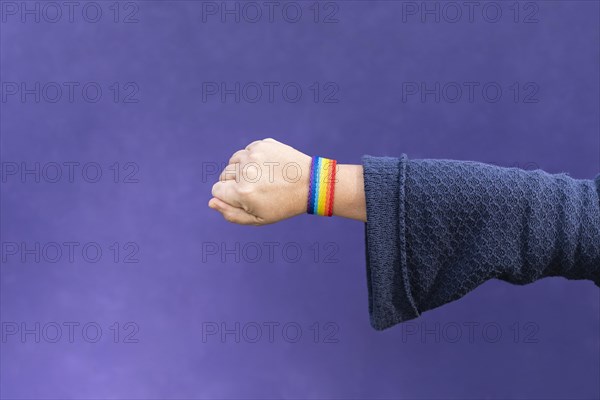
xmin=1 ymin=1 xmax=599 ymax=399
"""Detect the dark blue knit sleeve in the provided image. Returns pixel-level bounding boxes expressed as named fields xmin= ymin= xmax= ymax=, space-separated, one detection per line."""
xmin=362 ymin=155 xmax=600 ymax=331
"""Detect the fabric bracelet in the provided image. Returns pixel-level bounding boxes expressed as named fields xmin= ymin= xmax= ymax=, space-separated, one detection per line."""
xmin=307 ymin=156 xmax=337 ymax=217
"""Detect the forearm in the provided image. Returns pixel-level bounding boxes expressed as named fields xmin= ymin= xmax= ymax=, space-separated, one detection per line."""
xmin=403 ymin=159 xmax=600 ymax=304
xmin=362 ymin=155 xmax=600 ymax=330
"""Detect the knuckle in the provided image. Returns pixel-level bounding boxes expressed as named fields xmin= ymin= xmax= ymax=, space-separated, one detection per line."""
xmin=230 ymin=150 xmax=247 ymax=163
xmin=246 ymin=140 xmax=260 ymax=150
xmin=247 ymin=152 xmax=260 ymax=161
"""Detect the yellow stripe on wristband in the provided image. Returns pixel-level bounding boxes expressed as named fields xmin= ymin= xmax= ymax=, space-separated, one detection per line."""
xmin=317 ymin=158 xmax=330 ymax=216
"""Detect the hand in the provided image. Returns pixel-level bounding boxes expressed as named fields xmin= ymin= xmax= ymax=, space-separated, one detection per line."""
xmin=209 ymin=138 xmax=313 ymax=225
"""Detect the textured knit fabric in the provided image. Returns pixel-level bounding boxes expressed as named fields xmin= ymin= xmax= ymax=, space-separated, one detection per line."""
xmin=362 ymin=155 xmax=600 ymax=331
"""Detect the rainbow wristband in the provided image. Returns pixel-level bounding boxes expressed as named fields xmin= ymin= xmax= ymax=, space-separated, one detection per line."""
xmin=307 ymin=156 xmax=337 ymax=217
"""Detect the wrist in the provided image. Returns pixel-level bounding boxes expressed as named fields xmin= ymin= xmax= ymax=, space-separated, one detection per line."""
xmin=301 ymin=159 xmax=366 ymax=222
xmin=305 ymin=156 xmax=338 ymax=217
xmin=332 ymin=164 xmax=367 ymax=222
xmin=293 ymin=155 xmax=313 ymax=216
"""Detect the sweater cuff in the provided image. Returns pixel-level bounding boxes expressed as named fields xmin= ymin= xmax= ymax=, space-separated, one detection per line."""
xmin=362 ymin=155 xmax=420 ymax=330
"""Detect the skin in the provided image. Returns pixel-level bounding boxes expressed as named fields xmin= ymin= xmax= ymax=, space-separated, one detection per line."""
xmin=209 ymin=138 xmax=367 ymax=225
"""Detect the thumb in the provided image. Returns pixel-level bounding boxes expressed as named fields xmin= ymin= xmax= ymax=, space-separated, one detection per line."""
xmin=208 ymin=197 xmax=260 ymax=225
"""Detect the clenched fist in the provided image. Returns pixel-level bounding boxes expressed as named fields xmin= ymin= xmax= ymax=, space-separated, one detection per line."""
xmin=209 ymin=138 xmax=367 ymax=225
xmin=208 ymin=138 xmax=312 ymax=225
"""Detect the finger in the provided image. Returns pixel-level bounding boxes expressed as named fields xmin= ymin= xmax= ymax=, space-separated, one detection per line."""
xmin=211 ymin=181 xmax=241 ymax=207
xmin=209 ymin=197 xmax=258 ymax=225
xmin=219 ymin=163 xmax=239 ymax=182
xmin=208 ymin=197 xmax=220 ymax=209
xmin=229 ymin=149 xmax=249 ymax=165
xmin=262 ymin=137 xmax=278 ymax=143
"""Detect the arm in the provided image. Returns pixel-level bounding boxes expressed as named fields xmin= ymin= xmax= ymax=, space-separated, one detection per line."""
xmin=209 ymin=139 xmax=600 ymax=330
